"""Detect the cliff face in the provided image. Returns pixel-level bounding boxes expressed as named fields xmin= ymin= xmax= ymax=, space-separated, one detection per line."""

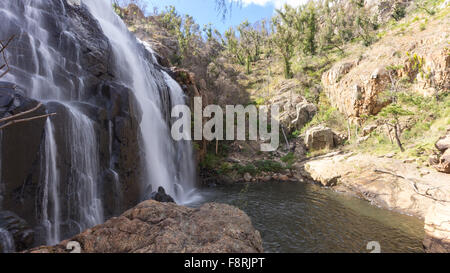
xmin=322 ymin=5 xmax=449 ymax=120
xmin=0 ymin=0 xmax=182 ymax=247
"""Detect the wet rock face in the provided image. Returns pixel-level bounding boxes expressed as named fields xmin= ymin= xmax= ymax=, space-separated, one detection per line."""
xmin=0 ymin=211 xmax=34 ymax=252
xmin=26 ymin=200 xmax=264 ymax=253
xmin=0 ymin=83 xmax=47 ymax=229
xmin=1 ymin=1 xmax=114 ymax=100
xmin=0 ymin=0 xmax=148 ymax=246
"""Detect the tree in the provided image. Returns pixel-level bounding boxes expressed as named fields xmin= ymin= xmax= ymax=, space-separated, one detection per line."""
xmin=177 ymin=14 xmax=201 ymax=60
xmin=391 ymin=3 xmax=406 ymax=21
xmin=224 ymin=27 xmax=246 ymax=66
xmin=237 ymin=21 xmax=254 ymax=74
xmin=317 ymin=0 xmax=345 ymax=54
xmin=203 ymin=23 xmax=214 ymax=42
xmin=353 ymin=1 xmax=379 ymax=46
xmin=415 ymin=0 xmax=436 ymax=16
xmin=378 ymin=65 xmax=413 ymax=152
xmin=301 ymin=3 xmax=318 ymax=55
xmin=379 ymin=104 xmax=413 ymax=152
xmin=271 ymin=16 xmax=295 ymax=79
xmin=159 ymin=6 xmax=182 ymax=35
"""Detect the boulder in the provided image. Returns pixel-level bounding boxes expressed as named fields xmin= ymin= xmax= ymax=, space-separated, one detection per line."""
xmin=433 ymin=129 xmax=450 ymax=174
xmin=268 ymin=84 xmax=317 ymax=133
xmin=26 ymin=200 xmax=263 ymax=253
xmin=0 ymin=211 xmax=34 ymax=252
xmin=436 ymin=149 xmax=450 ymax=174
xmin=150 ymin=187 xmax=175 ymax=203
xmin=292 ymin=102 xmax=317 ymax=131
xmin=436 ymin=134 xmax=450 ymax=152
xmin=304 ymin=126 xmax=336 ymax=151
xmin=424 ymin=202 xmax=450 ymax=253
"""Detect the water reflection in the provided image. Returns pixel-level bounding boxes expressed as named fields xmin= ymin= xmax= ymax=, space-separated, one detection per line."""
xmin=194 ymin=182 xmax=424 ymax=253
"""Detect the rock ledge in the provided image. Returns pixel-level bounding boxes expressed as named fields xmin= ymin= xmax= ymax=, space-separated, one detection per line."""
xmin=26 ymin=200 xmax=263 ymax=253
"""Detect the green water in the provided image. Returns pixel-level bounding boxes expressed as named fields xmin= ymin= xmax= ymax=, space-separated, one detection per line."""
xmin=194 ymin=181 xmax=425 ymax=253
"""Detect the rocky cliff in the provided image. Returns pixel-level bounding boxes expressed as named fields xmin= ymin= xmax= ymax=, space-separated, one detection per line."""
xmin=322 ymin=4 xmax=449 ymax=120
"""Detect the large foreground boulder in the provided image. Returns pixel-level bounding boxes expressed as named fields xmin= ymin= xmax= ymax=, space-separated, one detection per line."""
xmin=26 ymin=200 xmax=263 ymax=253
xmin=304 ymin=126 xmax=337 ymax=151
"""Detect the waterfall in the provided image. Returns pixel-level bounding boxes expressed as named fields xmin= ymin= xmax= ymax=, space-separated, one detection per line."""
xmin=83 ymin=0 xmax=199 ymax=204
xmin=163 ymin=73 xmax=199 ymax=204
xmin=0 ymin=0 xmax=104 ymax=242
xmin=42 ymin=120 xmax=61 ymax=245
xmin=0 ymin=228 xmax=15 ymax=253
xmin=63 ymin=104 xmax=103 ymax=233
xmin=0 ymin=0 xmax=199 ymax=246
xmin=0 ymin=130 xmax=3 ymax=209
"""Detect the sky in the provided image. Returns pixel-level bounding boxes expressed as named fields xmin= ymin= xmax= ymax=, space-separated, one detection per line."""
xmin=143 ymin=0 xmax=307 ymax=34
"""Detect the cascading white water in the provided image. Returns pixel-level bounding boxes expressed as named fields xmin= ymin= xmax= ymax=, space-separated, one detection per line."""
xmin=83 ymin=0 xmax=199 ymax=204
xmin=163 ymin=72 xmax=199 ymax=204
xmin=0 ymin=228 xmax=15 ymax=253
xmin=63 ymin=104 xmax=104 ymax=233
xmin=0 ymin=0 xmax=199 ymax=246
xmin=42 ymin=120 xmax=61 ymax=245
xmin=0 ymin=0 xmax=104 ymax=242
xmin=108 ymin=120 xmax=121 ymax=211
xmin=0 ymin=130 xmax=3 ymax=209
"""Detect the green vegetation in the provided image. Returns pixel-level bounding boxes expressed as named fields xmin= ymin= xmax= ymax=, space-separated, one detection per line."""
xmin=356 ymin=91 xmax=450 ymax=162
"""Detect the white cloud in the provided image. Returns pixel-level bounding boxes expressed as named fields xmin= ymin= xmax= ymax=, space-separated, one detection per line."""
xmin=240 ymin=0 xmax=308 ymax=9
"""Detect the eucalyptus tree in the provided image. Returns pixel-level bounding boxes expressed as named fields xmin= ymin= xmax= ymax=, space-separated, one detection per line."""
xmin=271 ymin=15 xmax=295 ymax=79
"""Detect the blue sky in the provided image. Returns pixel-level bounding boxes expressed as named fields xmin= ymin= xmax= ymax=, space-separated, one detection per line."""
xmin=144 ymin=0 xmax=307 ymax=33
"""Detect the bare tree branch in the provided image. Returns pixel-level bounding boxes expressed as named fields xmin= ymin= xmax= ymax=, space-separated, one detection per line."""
xmin=0 ymin=102 xmax=44 ymax=123
xmin=0 ymin=35 xmax=15 ymax=79
xmin=0 ymin=36 xmax=57 ymax=130
xmin=0 ymin=113 xmax=56 ymax=130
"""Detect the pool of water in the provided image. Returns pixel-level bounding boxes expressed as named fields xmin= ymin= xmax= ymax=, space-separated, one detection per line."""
xmin=192 ymin=182 xmax=425 ymax=253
